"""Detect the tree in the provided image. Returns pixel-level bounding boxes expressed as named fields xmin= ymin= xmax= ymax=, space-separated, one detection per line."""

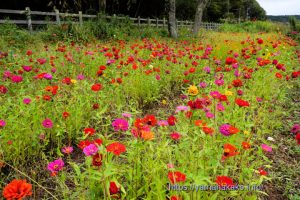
xmin=192 ymin=0 xmax=209 ymax=36
xmin=168 ymin=0 xmax=178 ymax=38
xmin=99 ymin=0 xmax=106 ymax=13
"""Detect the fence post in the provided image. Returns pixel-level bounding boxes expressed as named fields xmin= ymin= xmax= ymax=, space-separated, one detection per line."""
xmin=156 ymin=18 xmax=158 ymax=28
xmin=79 ymin=11 xmax=83 ymax=26
xmin=25 ymin=7 xmax=32 ymax=32
xmin=147 ymin=17 xmax=150 ymax=27
xmin=138 ymin=16 xmax=140 ymax=27
xmin=163 ymin=17 xmax=166 ymax=28
xmin=55 ymin=9 xmax=60 ymax=25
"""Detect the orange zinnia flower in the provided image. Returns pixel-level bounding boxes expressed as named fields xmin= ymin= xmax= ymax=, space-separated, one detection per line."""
xmin=141 ymin=131 xmax=154 ymax=140
xmin=2 ymin=179 xmax=32 ymax=200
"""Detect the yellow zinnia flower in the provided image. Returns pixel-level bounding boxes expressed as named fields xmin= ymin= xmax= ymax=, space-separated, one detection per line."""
xmin=225 ymin=90 xmax=233 ymax=96
xmin=71 ymin=79 xmax=77 ymax=84
xmin=188 ymin=85 xmax=199 ymax=96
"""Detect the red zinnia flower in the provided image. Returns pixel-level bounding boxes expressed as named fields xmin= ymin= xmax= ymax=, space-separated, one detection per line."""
xmin=232 ymin=79 xmax=243 ymax=87
xmin=168 ymin=171 xmax=186 ymax=184
xmin=109 ymin=181 xmax=120 ymax=198
xmin=222 ymin=143 xmax=239 ymax=160
xmin=106 ymin=142 xmax=126 ymax=156
xmin=0 ymin=85 xmax=8 ymax=94
xmin=242 ymin=141 xmax=251 ymax=149
xmin=258 ymin=168 xmax=268 ymax=176
xmin=170 ymin=195 xmax=182 ymax=200
xmin=92 ymin=153 xmax=103 ymax=166
xmin=235 ymin=98 xmax=250 ymax=107
xmin=2 ymin=179 xmax=32 ymax=200
xmin=84 ymin=128 xmax=96 ymax=136
xmin=143 ymin=115 xmax=157 ymax=126
xmin=167 ymin=115 xmax=177 ymax=126
xmin=215 ymin=176 xmax=234 ymax=187
xmin=225 ymin=57 xmax=237 ymax=65
xmin=203 ymin=126 xmax=214 ymax=135
xmin=62 ymin=111 xmax=70 ymax=119
xmin=91 ymin=83 xmax=102 ymax=92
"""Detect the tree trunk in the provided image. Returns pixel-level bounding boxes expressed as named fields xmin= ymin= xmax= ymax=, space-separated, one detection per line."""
xmin=99 ymin=0 xmax=106 ymax=13
xmin=168 ymin=0 xmax=178 ymax=38
xmin=193 ymin=0 xmax=209 ymax=36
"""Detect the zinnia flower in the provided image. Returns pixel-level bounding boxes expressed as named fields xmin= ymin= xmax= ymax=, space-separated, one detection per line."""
xmin=106 ymin=142 xmax=126 ymax=156
xmin=109 ymin=181 xmax=120 ymax=197
xmin=62 ymin=146 xmax=73 ymax=154
xmin=47 ymin=159 xmax=64 ymax=174
xmin=261 ymin=144 xmax=272 ymax=152
xmin=11 ymin=75 xmax=23 ymax=83
xmin=0 ymin=120 xmax=6 ymax=128
xmin=23 ymin=98 xmax=31 ymax=104
xmin=92 ymin=153 xmax=103 ymax=166
xmin=83 ymin=144 xmax=98 ymax=156
xmin=168 ymin=171 xmax=186 ymax=184
xmin=0 ymin=85 xmax=8 ymax=94
xmin=215 ymin=176 xmax=234 ymax=187
xmin=170 ymin=132 xmax=181 ymax=140
xmin=84 ymin=127 xmax=96 ymax=136
xmin=222 ymin=143 xmax=239 ymax=160
xmin=42 ymin=118 xmax=53 ymax=129
xmin=112 ymin=118 xmax=129 ymax=131
xmin=2 ymin=179 xmax=32 ymax=200
xmin=187 ymin=85 xmax=199 ymax=96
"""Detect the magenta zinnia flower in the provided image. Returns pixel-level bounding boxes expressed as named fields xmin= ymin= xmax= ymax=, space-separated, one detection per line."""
xmin=11 ymin=75 xmax=23 ymax=83
xmin=261 ymin=144 xmax=272 ymax=152
xmin=0 ymin=120 xmax=6 ymax=127
xmin=219 ymin=124 xmax=231 ymax=136
xmin=47 ymin=159 xmax=64 ymax=173
xmin=83 ymin=144 xmax=98 ymax=156
xmin=23 ymin=98 xmax=31 ymax=104
xmin=42 ymin=119 xmax=53 ymax=128
xmin=112 ymin=118 xmax=129 ymax=131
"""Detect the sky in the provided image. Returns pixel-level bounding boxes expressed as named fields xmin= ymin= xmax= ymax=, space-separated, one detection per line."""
xmin=256 ymin=0 xmax=300 ymax=15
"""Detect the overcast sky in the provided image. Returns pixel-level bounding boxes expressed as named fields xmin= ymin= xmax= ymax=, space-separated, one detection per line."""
xmin=256 ymin=0 xmax=300 ymax=15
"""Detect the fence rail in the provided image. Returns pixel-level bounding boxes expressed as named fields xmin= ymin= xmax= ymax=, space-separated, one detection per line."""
xmin=0 ymin=8 xmax=222 ymax=31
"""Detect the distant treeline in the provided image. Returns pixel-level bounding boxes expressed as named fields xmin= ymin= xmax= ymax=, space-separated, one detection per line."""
xmin=1 ymin=0 xmax=266 ymax=22
xmin=267 ymin=15 xmax=300 ymax=23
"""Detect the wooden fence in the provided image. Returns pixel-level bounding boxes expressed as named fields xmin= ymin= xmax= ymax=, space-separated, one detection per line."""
xmin=0 ymin=8 xmax=222 ymax=31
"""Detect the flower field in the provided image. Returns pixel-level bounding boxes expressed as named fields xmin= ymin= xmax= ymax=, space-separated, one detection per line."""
xmin=0 ymin=31 xmax=299 ymax=200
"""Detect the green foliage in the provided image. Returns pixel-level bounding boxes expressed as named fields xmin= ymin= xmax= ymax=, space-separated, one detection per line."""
xmin=219 ymin=21 xmax=287 ymax=33
xmin=0 ymin=23 xmax=40 ymax=50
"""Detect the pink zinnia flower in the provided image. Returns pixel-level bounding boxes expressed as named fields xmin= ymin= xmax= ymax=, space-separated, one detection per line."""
xmin=0 ymin=120 xmax=6 ymax=127
xmin=167 ymin=163 xmax=174 ymax=169
xmin=11 ymin=75 xmax=23 ymax=83
xmin=155 ymin=74 xmax=161 ymax=80
xmin=206 ymin=112 xmax=215 ymax=119
xmin=62 ymin=146 xmax=73 ymax=154
xmin=157 ymin=120 xmax=169 ymax=126
xmin=261 ymin=144 xmax=272 ymax=152
xmin=122 ymin=113 xmax=132 ymax=118
xmin=43 ymin=73 xmax=52 ymax=80
xmin=77 ymin=74 xmax=85 ymax=80
xmin=216 ymin=103 xmax=225 ymax=112
xmin=47 ymin=159 xmax=64 ymax=173
xmin=112 ymin=118 xmax=129 ymax=131
xmin=175 ymin=105 xmax=189 ymax=113
xmin=214 ymin=79 xmax=224 ymax=86
xmin=23 ymin=98 xmax=31 ymax=104
xmin=22 ymin=66 xmax=32 ymax=72
xmin=199 ymin=82 xmax=207 ymax=88
xmin=83 ymin=144 xmax=98 ymax=156
xmin=170 ymin=132 xmax=181 ymax=140
xmin=42 ymin=119 xmax=53 ymax=128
